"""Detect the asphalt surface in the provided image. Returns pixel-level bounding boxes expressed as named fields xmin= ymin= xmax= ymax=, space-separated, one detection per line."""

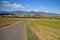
xmin=0 ymin=22 xmax=26 ymax=40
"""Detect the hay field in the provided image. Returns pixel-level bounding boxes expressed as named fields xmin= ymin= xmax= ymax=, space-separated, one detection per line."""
xmin=26 ymin=18 xmax=60 ymax=40
xmin=0 ymin=18 xmax=24 ymax=28
xmin=0 ymin=18 xmax=60 ymax=40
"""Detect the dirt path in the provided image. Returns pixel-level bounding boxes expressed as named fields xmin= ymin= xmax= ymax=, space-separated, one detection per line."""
xmin=0 ymin=22 xmax=26 ymax=40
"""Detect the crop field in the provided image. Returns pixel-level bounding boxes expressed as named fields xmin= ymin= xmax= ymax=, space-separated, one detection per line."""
xmin=0 ymin=18 xmax=24 ymax=28
xmin=0 ymin=18 xmax=60 ymax=40
xmin=26 ymin=18 xmax=60 ymax=40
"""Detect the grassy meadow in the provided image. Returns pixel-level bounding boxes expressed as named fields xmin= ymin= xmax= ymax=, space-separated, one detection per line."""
xmin=0 ymin=18 xmax=60 ymax=40
xmin=26 ymin=18 xmax=60 ymax=40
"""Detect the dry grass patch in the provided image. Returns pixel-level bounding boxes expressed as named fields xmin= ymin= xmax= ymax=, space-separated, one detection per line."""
xmin=26 ymin=19 xmax=60 ymax=40
xmin=0 ymin=18 xmax=24 ymax=28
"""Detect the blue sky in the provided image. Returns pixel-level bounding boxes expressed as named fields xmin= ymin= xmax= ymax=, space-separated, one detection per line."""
xmin=0 ymin=0 xmax=60 ymax=14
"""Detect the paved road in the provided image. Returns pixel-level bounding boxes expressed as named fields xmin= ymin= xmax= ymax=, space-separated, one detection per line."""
xmin=0 ymin=22 xmax=26 ymax=40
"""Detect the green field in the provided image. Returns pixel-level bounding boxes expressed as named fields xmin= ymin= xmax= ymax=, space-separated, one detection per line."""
xmin=0 ymin=18 xmax=60 ymax=40
xmin=26 ymin=18 xmax=60 ymax=40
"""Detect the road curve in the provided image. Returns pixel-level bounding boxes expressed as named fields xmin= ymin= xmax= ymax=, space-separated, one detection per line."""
xmin=0 ymin=22 xmax=26 ymax=40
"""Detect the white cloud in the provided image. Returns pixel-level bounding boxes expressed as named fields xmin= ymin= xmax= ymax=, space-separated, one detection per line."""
xmin=33 ymin=10 xmax=40 ymax=12
xmin=2 ymin=1 xmax=9 ymax=4
xmin=2 ymin=1 xmax=25 ymax=8
xmin=44 ymin=11 xmax=49 ymax=13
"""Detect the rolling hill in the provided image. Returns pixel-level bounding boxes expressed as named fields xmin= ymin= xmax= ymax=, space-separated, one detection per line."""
xmin=0 ymin=10 xmax=60 ymax=19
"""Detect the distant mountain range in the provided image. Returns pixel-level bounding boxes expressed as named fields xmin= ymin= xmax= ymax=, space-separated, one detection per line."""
xmin=0 ymin=10 xmax=60 ymax=18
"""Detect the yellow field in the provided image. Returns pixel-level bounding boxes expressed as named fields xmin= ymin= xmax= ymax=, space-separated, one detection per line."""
xmin=0 ymin=18 xmax=24 ymax=28
xmin=0 ymin=18 xmax=60 ymax=40
xmin=26 ymin=18 xmax=60 ymax=40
